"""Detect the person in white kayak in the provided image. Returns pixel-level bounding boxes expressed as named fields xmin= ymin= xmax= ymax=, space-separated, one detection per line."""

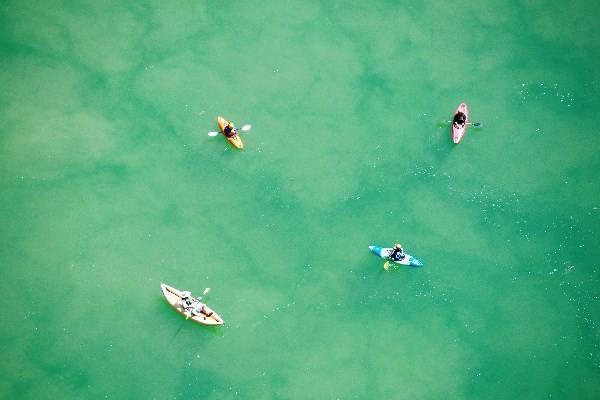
xmin=180 ymin=290 xmax=212 ymax=317
xmin=191 ymin=301 xmax=213 ymax=317
xmin=180 ymin=291 xmax=195 ymax=311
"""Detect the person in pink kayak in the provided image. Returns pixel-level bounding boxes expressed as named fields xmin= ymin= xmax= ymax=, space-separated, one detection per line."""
xmin=453 ymin=110 xmax=467 ymax=128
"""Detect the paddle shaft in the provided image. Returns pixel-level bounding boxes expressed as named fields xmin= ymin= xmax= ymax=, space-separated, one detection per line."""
xmin=208 ymin=125 xmax=251 ymax=136
xmin=188 ymin=289 xmax=209 ymax=303
xmin=448 ymin=121 xmax=481 ymax=127
xmin=225 ymin=124 xmax=251 ymax=133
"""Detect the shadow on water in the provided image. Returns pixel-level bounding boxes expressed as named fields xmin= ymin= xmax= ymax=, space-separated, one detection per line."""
xmin=160 ymin=300 xmax=223 ymax=343
xmin=429 ymin=122 xmax=468 ymax=162
xmin=168 ymin=314 xmax=224 ymax=342
xmin=435 ymin=121 xmax=484 ymax=149
xmin=170 ymin=320 xmax=186 ymax=341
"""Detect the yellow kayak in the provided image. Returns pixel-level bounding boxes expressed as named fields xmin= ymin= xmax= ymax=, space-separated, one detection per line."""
xmin=160 ymin=283 xmax=224 ymax=326
xmin=217 ymin=116 xmax=243 ymax=149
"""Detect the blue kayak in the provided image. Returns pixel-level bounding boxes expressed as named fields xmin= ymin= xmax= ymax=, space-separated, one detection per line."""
xmin=369 ymin=245 xmax=424 ymax=267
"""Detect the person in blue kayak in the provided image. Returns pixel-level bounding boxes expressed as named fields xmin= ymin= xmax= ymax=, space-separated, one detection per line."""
xmin=453 ymin=111 xmax=467 ymax=128
xmin=223 ymin=122 xmax=237 ymax=138
xmin=383 ymin=243 xmax=405 ymax=270
xmin=389 ymin=243 xmax=405 ymax=262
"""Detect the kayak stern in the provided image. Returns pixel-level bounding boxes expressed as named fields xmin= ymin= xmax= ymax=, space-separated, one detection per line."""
xmin=407 ymin=256 xmax=424 ymax=267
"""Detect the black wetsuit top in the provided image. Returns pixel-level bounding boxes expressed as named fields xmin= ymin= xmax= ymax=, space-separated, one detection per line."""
xmin=453 ymin=112 xmax=466 ymax=126
xmin=390 ymin=248 xmax=405 ymax=261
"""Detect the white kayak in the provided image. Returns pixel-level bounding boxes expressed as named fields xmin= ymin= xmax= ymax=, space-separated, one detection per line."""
xmin=160 ymin=283 xmax=224 ymax=326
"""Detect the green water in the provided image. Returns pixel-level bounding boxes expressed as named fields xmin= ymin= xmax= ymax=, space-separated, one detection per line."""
xmin=1 ymin=1 xmax=599 ymax=398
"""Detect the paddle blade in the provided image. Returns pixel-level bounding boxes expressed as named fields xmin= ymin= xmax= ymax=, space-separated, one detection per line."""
xmin=208 ymin=131 xmax=219 ymax=137
xmin=437 ymin=121 xmax=450 ymax=128
xmin=472 ymin=122 xmax=481 ymax=127
xmin=203 ymin=287 xmax=211 ymax=295
xmin=240 ymin=124 xmax=252 ymax=132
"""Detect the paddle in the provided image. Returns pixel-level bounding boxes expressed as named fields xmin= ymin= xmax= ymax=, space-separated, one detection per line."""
xmin=437 ymin=121 xmax=482 ymax=128
xmin=208 ymin=124 xmax=252 ymax=137
xmin=445 ymin=121 xmax=481 ymax=127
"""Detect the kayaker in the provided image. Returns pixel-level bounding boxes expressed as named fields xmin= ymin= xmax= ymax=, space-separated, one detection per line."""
xmin=191 ymin=301 xmax=213 ymax=318
xmin=453 ymin=111 xmax=467 ymax=128
xmin=223 ymin=123 xmax=237 ymax=138
xmin=180 ymin=291 xmax=195 ymax=311
xmin=389 ymin=243 xmax=405 ymax=262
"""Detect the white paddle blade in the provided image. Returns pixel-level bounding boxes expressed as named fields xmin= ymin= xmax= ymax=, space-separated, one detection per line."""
xmin=207 ymin=131 xmax=219 ymax=137
xmin=203 ymin=287 xmax=211 ymax=295
xmin=240 ymin=124 xmax=252 ymax=132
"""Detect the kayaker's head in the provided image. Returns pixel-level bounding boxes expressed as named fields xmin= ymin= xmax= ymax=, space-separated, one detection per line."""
xmin=181 ymin=291 xmax=191 ymax=299
xmin=394 ymin=243 xmax=403 ymax=250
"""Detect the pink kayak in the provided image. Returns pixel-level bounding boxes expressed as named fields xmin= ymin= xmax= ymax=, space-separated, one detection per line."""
xmin=451 ymin=103 xmax=468 ymax=144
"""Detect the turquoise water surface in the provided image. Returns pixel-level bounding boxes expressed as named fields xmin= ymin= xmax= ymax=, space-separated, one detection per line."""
xmin=1 ymin=1 xmax=599 ymax=399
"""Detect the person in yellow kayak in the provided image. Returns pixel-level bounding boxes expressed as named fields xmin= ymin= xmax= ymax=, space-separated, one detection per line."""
xmin=453 ymin=110 xmax=467 ymax=128
xmin=223 ymin=122 xmax=237 ymax=138
xmin=384 ymin=243 xmax=406 ymax=270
